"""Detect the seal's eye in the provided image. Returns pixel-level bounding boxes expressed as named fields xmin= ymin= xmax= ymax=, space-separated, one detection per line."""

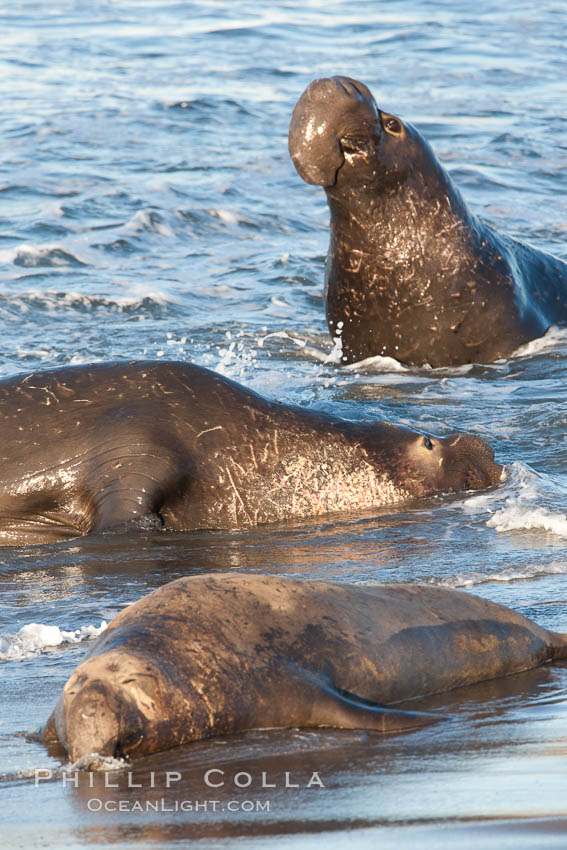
xmin=383 ymin=115 xmax=403 ymax=136
xmin=423 ymin=436 xmax=434 ymax=450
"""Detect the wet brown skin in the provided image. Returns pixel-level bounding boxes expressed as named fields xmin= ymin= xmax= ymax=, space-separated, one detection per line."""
xmin=0 ymin=360 xmax=501 ymax=545
xmin=289 ymin=76 xmax=567 ymax=367
xmin=42 ymin=573 xmax=567 ymax=763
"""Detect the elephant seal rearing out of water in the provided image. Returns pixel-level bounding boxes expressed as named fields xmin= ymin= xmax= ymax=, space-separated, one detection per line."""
xmin=0 ymin=360 xmax=501 ymax=545
xmin=289 ymin=76 xmax=567 ymax=367
xmin=42 ymin=573 xmax=567 ymax=762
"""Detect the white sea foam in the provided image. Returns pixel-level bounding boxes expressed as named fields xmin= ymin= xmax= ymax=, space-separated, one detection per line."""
xmin=317 ymin=325 xmax=567 ymax=374
xmin=270 ymin=295 xmax=290 ymax=310
xmin=462 ymin=462 xmax=567 ymax=539
xmin=213 ymin=329 xmax=259 ymax=378
xmin=342 ymin=354 xmax=410 ymax=373
xmin=257 ymin=330 xmax=306 ymax=350
xmin=207 ymin=208 xmax=241 ymax=224
xmin=0 ymin=289 xmax=177 ymax=314
xmin=124 ymin=209 xmax=173 ymax=237
xmin=256 ymin=330 xmax=413 ymax=370
xmin=430 ymin=561 xmax=567 ymax=589
xmin=487 ymin=505 xmax=567 ymax=537
xmin=6 ymin=243 xmax=88 ymax=267
xmin=0 ymin=753 xmax=127 ymax=782
xmin=67 ymin=753 xmax=127 ymax=772
xmin=257 ymin=329 xmax=349 ymax=365
xmin=512 ymin=325 xmax=567 ymax=358
xmin=462 ymin=488 xmax=505 ymax=512
xmin=0 ymin=620 xmax=107 ymax=662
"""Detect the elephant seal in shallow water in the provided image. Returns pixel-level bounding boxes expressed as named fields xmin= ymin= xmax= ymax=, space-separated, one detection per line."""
xmin=289 ymin=76 xmax=567 ymax=367
xmin=0 ymin=360 xmax=501 ymax=545
xmin=42 ymin=573 xmax=567 ymax=762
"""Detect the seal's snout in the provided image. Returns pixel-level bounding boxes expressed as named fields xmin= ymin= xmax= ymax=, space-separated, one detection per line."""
xmin=62 ymin=679 xmax=122 ymax=761
xmin=289 ymin=78 xmax=345 ymax=187
xmin=59 ymin=676 xmax=145 ymax=762
xmin=445 ymin=433 xmax=503 ymax=488
xmin=289 ymin=75 xmax=378 ymax=187
xmin=447 ymin=432 xmax=494 ymax=458
xmin=330 ymin=75 xmax=376 ymax=105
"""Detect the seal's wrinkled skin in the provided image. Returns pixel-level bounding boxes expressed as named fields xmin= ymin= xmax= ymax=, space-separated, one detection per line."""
xmin=0 ymin=360 xmax=501 ymax=545
xmin=289 ymin=76 xmax=567 ymax=367
xmin=42 ymin=573 xmax=567 ymax=763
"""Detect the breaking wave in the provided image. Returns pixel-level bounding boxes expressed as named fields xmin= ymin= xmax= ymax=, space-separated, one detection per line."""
xmin=0 ymin=620 xmax=108 ymax=662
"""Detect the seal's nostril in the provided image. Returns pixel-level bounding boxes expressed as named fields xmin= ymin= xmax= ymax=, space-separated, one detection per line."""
xmin=333 ymin=77 xmax=358 ymax=98
xmin=334 ymin=78 xmax=351 ymax=96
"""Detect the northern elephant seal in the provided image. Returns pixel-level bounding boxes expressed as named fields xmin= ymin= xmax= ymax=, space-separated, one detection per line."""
xmin=42 ymin=573 xmax=567 ymax=762
xmin=0 ymin=360 xmax=501 ymax=545
xmin=289 ymin=76 xmax=567 ymax=367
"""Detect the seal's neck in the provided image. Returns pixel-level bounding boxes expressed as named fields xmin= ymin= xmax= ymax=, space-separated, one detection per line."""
xmin=323 ymin=133 xmax=485 ymax=365
xmin=326 ymin=148 xmax=477 ymax=265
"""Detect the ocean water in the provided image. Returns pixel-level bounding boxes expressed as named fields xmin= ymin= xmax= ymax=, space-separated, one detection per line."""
xmin=1 ymin=1 xmax=567 ymax=847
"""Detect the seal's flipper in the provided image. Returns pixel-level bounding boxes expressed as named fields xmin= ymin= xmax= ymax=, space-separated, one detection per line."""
xmin=87 ymin=482 xmax=166 ymax=534
xmin=39 ymin=710 xmax=58 ymax=744
xmin=83 ymin=425 xmax=190 ymax=534
xmin=309 ymin=683 xmax=446 ymax=734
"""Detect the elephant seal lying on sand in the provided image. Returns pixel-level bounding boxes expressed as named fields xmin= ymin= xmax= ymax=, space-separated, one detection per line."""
xmin=42 ymin=573 xmax=567 ymax=763
xmin=289 ymin=76 xmax=567 ymax=367
xmin=0 ymin=360 xmax=501 ymax=545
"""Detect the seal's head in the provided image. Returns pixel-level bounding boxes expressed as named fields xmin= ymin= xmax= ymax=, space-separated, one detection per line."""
xmin=43 ymin=629 xmax=216 ymax=764
xmin=289 ymin=75 xmax=428 ymax=193
xmin=408 ymin=431 xmax=504 ymax=495
xmin=47 ymin=652 xmax=152 ymax=762
xmin=361 ymin=423 xmax=503 ymax=500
